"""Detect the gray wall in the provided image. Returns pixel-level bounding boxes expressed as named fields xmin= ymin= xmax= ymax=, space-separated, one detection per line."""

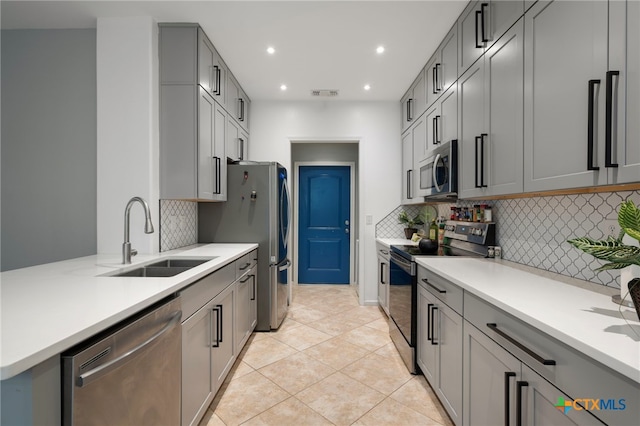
xmin=1 ymin=29 xmax=97 ymax=271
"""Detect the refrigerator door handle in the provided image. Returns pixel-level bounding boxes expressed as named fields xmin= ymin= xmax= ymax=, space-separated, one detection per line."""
xmin=280 ymin=178 xmax=291 ymax=249
xmin=277 ymin=259 xmax=291 ymax=272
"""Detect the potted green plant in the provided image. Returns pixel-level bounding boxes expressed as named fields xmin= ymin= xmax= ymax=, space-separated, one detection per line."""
xmin=398 ymin=210 xmax=425 ymax=239
xmin=567 ymin=200 xmax=640 ymax=320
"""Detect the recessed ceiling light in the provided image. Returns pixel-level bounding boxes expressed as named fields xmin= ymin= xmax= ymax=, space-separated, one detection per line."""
xmin=267 ymin=46 xmax=275 ymax=54
xmin=280 ymin=84 xmax=287 ymax=91
xmin=364 ymin=84 xmax=371 ymax=91
xmin=376 ymin=46 xmax=385 ymax=54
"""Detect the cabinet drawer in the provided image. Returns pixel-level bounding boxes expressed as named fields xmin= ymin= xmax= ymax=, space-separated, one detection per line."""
xmin=236 ymin=250 xmax=258 ymax=279
xmin=180 ymin=263 xmax=236 ymax=320
xmin=417 ymin=266 xmax=463 ymax=315
xmin=464 ymin=292 xmax=639 ymax=426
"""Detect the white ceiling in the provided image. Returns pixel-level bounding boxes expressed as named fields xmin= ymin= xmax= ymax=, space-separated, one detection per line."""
xmin=1 ymin=1 xmax=468 ymax=101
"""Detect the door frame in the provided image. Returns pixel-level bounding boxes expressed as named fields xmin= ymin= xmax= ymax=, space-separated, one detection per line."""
xmin=293 ymin=161 xmax=356 ymax=285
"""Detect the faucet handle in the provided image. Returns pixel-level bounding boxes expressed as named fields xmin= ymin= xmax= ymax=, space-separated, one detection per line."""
xmin=131 ymin=249 xmax=138 ymax=258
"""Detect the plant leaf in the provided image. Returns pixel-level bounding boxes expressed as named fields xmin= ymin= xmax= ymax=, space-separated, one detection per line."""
xmin=594 ymin=262 xmax=633 ymax=272
xmin=567 ymin=237 xmax=640 ymax=264
xmin=618 ymin=200 xmax=640 ymax=241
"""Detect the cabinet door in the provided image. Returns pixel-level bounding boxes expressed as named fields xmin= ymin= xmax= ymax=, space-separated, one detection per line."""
xmin=181 ymin=306 xmax=213 ymax=426
xmin=198 ymin=87 xmax=215 ymax=200
xmin=377 ymin=255 xmax=388 ymax=315
xmin=226 ymin=115 xmax=241 ymax=162
xmin=440 ymin=25 xmax=459 ymax=95
xmin=520 ymin=364 xmax=604 ymax=426
xmin=434 ymin=302 xmax=463 ymax=425
xmin=401 ymin=92 xmax=413 ymax=134
xmin=213 ymin=102 xmax=227 ymax=201
xmin=487 ymin=1 xmax=524 ymax=50
xmin=458 ymin=1 xmax=486 ymax=76
xmin=414 ymin=108 xmax=433 ymax=165
xmin=485 ymin=19 xmax=524 ymax=196
xmin=412 ymin=69 xmax=427 ymax=120
xmin=463 ymin=321 xmax=521 ymax=426
xmin=211 ymin=285 xmax=235 ymax=393
xmin=235 ymin=272 xmax=252 ymax=352
xmin=238 ymin=89 xmax=250 ymax=131
xmin=610 ymin=0 xmax=640 ymax=184
xmin=426 ymin=56 xmax=439 ymax=109
xmin=417 ymin=284 xmax=437 ymax=384
xmin=402 ymin=131 xmax=416 ymax=204
xmin=198 ymin=29 xmax=225 ymax=101
xmin=458 ymin=58 xmax=486 ymax=199
xmin=225 ymin=74 xmax=241 ymax=121
xmin=249 ymin=270 xmax=257 ymax=331
xmin=524 ymin=0 xmax=609 ymax=192
xmin=439 ymin=83 xmax=458 ymax=146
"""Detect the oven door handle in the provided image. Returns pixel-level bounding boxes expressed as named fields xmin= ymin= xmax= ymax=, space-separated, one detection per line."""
xmin=390 ymin=252 xmax=415 ymax=276
xmin=432 ymin=153 xmax=443 ymax=192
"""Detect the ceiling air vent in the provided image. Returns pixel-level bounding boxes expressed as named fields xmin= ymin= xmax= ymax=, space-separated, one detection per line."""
xmin=311 ymin=89 xmax=339 ymax=97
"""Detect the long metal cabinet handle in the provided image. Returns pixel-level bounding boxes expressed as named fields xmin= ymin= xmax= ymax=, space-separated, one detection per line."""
xmin=433 ymin=117 xmax=438 ymax=145
xmin=239 ymin=262 xmax=251 ymax=271
xmin=435 ymin=63 xmax=442 ymax=92
xmin=380 ymin=262 xmax=385 ymax=285
xmin=480 ymin=133 xmax=488 ymax=187
xmin=212 ymin=156 xmax=221 ymax=194
xmin=475 ymin=136 xmax=482 ymax=188
xmin=407 ymin=169 xmax=414 ymax=199
xmin=430 ymin=305 xmax=438 ymax=345
xmin=435 ymin=115 xmax=441 ymax=144
xmin=217 ymin=304 xmax=223 ymax=343
xmin=480 ymin=3 xmax=489 ymax=43
xmin=213 ymin=66 xmax=221 ymax=95
xmin=421 ymin=278 xmax=446 ymax=294
xmin=432 ymin=66 xmax=438 ymax=94
xmin=77 ymin=310 xmax=182 ymax=387
xmin=239 ymin=98 xmax=245 ymax=122
xmin=487 ymin=323 xmax=556 ymax=365
xmin=427 ymin=303 xmax=434 ymax=342
xmin=250 ymin=274 xmax=256 ymax=301
xmin=239 ymin=137 xmax=245 ymax=161
xmin=407 ymin=99 xmax=414 ymax=121
xmin=587 ymin=79 xmax=601 ymax=171
xmin=240 ymin=274 xmax=252 ymax=283
xmin=606 ymin=70 xmax=619 ymax=167
xmin=211 ymin=306 xmax=220 ymax=348
xmin=505 ymin=372 xmax=516 ymax=426
xmin=475 ymin=10 xmax=483 ymax=48
xmin=516 ymin=381 xmax=528 ymax=426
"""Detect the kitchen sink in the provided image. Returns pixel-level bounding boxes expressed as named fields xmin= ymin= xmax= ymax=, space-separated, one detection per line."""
xmin=106 ymin=257 xmax=216 ymax=278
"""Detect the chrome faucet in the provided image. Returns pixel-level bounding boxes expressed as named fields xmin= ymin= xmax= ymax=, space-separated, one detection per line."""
xmin=122 ymin=196 xmax=155 ymax=264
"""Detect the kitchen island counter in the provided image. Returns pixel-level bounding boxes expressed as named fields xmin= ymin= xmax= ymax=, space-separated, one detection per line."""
xmin=0 ymin=243 xmax=257 ymax=380
xmin=415 ymin=257 xmax=640 ymax=385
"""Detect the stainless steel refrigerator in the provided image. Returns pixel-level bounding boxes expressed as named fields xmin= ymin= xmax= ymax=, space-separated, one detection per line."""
xmin=198 ymin=162 xmax=291 ymax=331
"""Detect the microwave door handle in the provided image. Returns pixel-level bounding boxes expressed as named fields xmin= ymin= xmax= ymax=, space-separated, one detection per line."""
xmin=432 ymin=153 xmax=443 ymax=192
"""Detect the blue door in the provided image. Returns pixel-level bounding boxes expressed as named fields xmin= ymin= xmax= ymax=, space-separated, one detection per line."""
xmin=298 ymin=166 xmax=351 ymax=284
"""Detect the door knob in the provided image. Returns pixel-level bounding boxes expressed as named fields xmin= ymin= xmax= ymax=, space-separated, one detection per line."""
xmin=345 ymin=228 xmax=350 ymax=234
xmin=345 ymin=220 xmax=350 ymax=225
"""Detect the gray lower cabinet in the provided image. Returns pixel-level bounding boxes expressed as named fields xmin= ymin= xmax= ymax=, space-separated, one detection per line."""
xmin=459 ymin=18 xmax=524 ymax=199
xmin=463 ymin=321 xmax=521 ymax=426
xmin=376 ymin=243 xmax=390 ymax=316
xmin=180 ymin=252 xmax=259 ymax=426
xmin=417 ymin=268 xmax=463 ymax=425
xmin=235 ymin=250 xmax=258 ymax=352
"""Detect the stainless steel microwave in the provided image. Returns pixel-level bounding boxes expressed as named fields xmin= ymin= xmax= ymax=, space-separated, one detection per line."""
xmin=419 ymin=139 xmax=458 ymax=201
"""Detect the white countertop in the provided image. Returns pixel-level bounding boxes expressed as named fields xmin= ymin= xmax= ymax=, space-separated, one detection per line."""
xmin=376 ymin=238 xmax=417 ymax=248
xmin=0 ymin=243 xmax=257 ymax=380
xmin=415 ymin=257 xmax=640 ymax=384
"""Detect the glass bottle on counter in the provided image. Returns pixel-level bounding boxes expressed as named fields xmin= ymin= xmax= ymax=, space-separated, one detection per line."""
xmin=483 ymin=204 xmax=492 ymax=222
xmin=429 ymin=219 xmax=438 ymax=241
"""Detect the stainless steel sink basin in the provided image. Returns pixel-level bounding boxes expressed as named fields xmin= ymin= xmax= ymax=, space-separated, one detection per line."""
xmin=106 ymin=257 xmax=216 ymax=278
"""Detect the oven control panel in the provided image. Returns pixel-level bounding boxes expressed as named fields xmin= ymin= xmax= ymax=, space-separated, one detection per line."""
xmin=444 ymin=220 xmax=495 ymax=246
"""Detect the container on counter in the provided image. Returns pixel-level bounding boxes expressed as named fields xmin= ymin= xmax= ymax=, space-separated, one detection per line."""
xmin=483 ymin=204 xmax=492 ymax=222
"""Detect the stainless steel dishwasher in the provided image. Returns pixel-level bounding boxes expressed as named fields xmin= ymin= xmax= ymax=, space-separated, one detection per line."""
xmin=62 ymin=296 xmax=182 ymax=426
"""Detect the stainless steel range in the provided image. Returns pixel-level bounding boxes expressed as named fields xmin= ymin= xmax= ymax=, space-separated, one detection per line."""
xmin=388 ymin=220 xmax=496 ymax=373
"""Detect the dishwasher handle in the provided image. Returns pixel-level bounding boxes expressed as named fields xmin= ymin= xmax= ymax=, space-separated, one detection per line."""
xmin=76 ymin=310 xmax=182 ymax=388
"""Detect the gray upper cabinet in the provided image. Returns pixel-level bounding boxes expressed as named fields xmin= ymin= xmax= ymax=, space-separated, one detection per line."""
xmin=401 ymin=68 xmax=427 ymax=134
xmin=458 ymin=1 xmax=524 ymax=77
xmin=427 ymin=24 xmax=458 ymax=106
xmin=523 ymin=0 xmax=609 ymax=192
xmin=401 ymin=131 xmax=416 ymax=204
xmin=609 ymin=0 xmax=640 ymax=185
xmin=459 ymin=19 xmax=524 ymax=199
xmin=159 ymin=24 xmax=226 ymax=201
xmin=225 ymin=73 xmax=250 ymax=132
xmin=226 ymin=115 xmax=249 ymax=163
xmin=198 ymin=29 xmax=226 ymax=103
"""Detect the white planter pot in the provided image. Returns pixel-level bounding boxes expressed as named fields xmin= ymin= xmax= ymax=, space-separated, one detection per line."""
xmin=620 ymin=265 xmax=640 ymax=302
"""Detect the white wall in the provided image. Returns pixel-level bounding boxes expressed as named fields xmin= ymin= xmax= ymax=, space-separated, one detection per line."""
xmin=96 ymin=17 xmax=160 ymax=256
xmin=250 ymin=100 xmax=401 ymax=304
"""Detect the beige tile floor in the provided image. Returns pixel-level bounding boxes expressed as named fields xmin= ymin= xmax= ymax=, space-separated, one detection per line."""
xmin=199 ymin=284 xmax=454 ymax=426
